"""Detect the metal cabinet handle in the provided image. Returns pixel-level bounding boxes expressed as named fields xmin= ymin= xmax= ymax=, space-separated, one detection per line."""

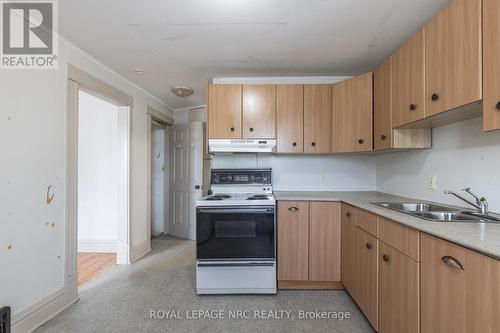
xmin=346 ymin=212 xmax=351 ymax=217
xmin=358 ymin=139 xmax=364 ymax=144
xmin=230 ymin=127 xmax=235 ymax=132
xmin=496 ymin=101 xmax=500 ymax=111
xmin=381 ymin=135 xmax=387 ymax=140
xmin=249 ymin=127 xmax=254 ymax=132
xmin=409 ymin=104 xmax=417 ymax=111
xmin=431 ymin=93 xmax=440 ymax=102
xmin=366 ymin=243 xmax=372 ymax=250
xmin=292 ymin=142 xmax=297 ymax=147
xmin=382 ymin=254 xmax=390 ymax=262
xmin=288 ymin=207 xmax=299 ymax=212
xmin=442 ymin=256 xmax=464 ymax=270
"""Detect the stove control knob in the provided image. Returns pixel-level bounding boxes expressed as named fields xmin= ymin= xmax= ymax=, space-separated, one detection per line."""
xmin=250 ymin=176 xmax=255 ymax=181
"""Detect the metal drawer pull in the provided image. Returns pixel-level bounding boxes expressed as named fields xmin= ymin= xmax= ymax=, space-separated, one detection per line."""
xmin=366 ymin=243 xmax=372 ymax=250
xmin=288 ymin=207 xmax=299 ymax=212
xmin=442 ymin=256 xmax=464 ymax=270
xmin=382 ymin=254 xmax=390 ymax=262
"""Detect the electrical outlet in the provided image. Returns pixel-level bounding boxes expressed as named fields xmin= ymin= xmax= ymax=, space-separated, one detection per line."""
xmin=428 ymin=176 xmax=437 ymax=190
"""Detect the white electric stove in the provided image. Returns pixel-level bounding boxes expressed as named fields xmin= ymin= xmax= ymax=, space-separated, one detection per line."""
xmin=195 ymin=168 xmax=276 ymax=295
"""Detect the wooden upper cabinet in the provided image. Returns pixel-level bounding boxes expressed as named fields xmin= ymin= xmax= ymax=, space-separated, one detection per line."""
xmin=425 ymin=0 xmax=482 ymax=117
xmin=309 ymin=202 xmax=341 ymax=281
xmin=242 ymin=85 xmax=276 ymax=139
xmin=304 ymin=85 xmax=331 ymax=153
xmin=277 ymin=85 xmax=304 ymax=153
xmin=277 ymin=201 xmax=309 ymax=281
xmin=374 ymin=58 xmax=392 ymax=151
xmin=483 ymin=0 xmax=500 ymax=131
xmin=421 ymin=233 xmax=500 ymax=333
xmin=392 ymin=29 xmax=426 ymax=127
xmin=379 ymin=242 xmax=420 ymax=333
xmin=208 ymin=84 xmax=242 ymax=139
xmin=332 ymin=73 xmax=373 ymax=153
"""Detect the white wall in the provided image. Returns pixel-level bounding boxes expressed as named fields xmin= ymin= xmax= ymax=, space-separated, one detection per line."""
xmin=212 ymin=154 xmax=377 ymax=191
xmin=377 ymin=117 xmax=500 ymax=212
xmin=77 ymin=90 xmax=119 ymax=250
xmin=0 ymin=36 xmax=172 ymax=320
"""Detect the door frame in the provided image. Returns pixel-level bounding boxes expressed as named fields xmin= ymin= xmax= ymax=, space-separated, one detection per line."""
xmin=146 ymin=106 xmax=173 ymax=245
xmin=66 ymin=64 xmax=133 ymax=297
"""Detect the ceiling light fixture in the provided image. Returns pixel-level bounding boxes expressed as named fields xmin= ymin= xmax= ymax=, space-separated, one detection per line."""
xmin=134 ymin=68 xmax=144 ymax=75
xmin=171 ymin=85 xmax=194 ymax=97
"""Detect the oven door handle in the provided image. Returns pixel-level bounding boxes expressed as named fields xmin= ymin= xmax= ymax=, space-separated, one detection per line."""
xmin=197 ymin=262 xmax=275 ymax=268
xmin=197 ymin=208 xmax=273 ymax=214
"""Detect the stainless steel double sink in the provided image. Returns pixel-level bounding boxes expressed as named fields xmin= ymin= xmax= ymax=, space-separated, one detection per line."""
xmin=372 ymin=202 xmax=500 ymax=223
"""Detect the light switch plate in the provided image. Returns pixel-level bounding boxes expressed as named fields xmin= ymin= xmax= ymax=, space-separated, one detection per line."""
xmin=428 ymin=176 xmax=437 ymax=190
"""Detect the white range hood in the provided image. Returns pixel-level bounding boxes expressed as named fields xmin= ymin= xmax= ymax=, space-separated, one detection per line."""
xmin=209 ymin=139 xmax=276 ymax=153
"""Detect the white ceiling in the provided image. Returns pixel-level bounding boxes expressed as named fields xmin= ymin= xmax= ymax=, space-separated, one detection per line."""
xmin=59 ymin=0 xmax=450 ymax=110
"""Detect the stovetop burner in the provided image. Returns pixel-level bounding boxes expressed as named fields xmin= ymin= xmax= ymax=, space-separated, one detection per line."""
xmin=247 ymin=194 xmax=270 ymax=200
xmin=206 ymin=194 xmax=232 ymax=201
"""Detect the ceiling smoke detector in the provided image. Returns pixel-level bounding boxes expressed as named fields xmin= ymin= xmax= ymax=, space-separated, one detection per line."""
xmin=171 ymin=85 xmax=194 ymax=97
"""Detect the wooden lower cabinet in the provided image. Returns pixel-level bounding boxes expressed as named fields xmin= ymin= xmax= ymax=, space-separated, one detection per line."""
xmin=278 ymin=201 xmax=341 ymax=285
xmin=309 ymin=202 xmax=341 ymax=281
xmin=421 ymin=233 xmax=500 ymax=333
xmin=354 ymin=226 xmax=379 ymax=331
xmin=379 ymin=242 xmax=420 ymax=333
xmin=341 ymin=204 xmax=358 ymax=293
xmin=277 ymin=201 xmax=309 ymax=281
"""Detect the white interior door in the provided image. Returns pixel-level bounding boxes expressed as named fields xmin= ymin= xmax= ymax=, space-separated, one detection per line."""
xmin=169 ymin=122 xmax=203 ymax=240
xmin=151 ymin=122 xmax=165 ymax=237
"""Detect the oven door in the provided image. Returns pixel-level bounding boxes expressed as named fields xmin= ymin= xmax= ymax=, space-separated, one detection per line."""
xmin=196 ymin=206 xmax=275 ymax=260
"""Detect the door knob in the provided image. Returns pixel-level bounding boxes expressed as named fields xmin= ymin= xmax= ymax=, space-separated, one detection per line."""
xmin=249 ymin=127 xmax=254 ymax=132
xmin=230 ymin=127 xmax=235 ymax=132
xmin=195 ymin=185 xmax=201 ymax=190
xmin=358 ymin=139 xmax=364 ymax=144
xmin=292 ymin=142 xmax=297 ymax=147
xmin=381 ymin=135 xmax=387 ymax=140
xmin=311 ymin=142 xmax=316 ymax=147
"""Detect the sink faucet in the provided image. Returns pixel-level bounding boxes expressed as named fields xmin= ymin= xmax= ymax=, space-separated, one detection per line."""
xmin=444 ymin=188 xmax=489 ymax=214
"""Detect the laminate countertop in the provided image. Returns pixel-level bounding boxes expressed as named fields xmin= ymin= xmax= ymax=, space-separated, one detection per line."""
xmin=274 ymin=191 xmax=500 ymax=259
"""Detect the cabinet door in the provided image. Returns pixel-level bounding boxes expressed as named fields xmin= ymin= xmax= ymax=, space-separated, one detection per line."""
xmin=374 ymin=58 xmax=392 ymax=150
xmin=277 ymin=85 xmax=304 ymax=153
xmin=392 ymin=29 xmax=426 ymax=127
xmin=421 ymin=233 xmax=500 ymax=333
xmin=242 ymin=85 xmax=276 ymax=139
xmin=332 ymin=73 xmax=373 ymax=153
xmin=341 ymin=204 xmax=358 ymax=294
xmin=208 ymin=84 xmax=242 ymax=139
xmin=277 ymin=201 xmax=309 ymax=281
xmin=304 ymin=84 xmax=331 ymax=153
xmin=309 ymin=202 xmax=341 ymax=281
xmin=379 ymin=242 xmax=420 ymax=333
xmin=354 ymin=227 xmax=379 ymax=331
xmin=483 ymin=0 xmax=500 ymax=131
xmin=425 ymin=0 xmax=482 ymax=116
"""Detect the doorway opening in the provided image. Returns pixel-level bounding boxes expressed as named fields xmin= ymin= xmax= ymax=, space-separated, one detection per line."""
xmin=76 ymin=89 xmax=128 ymax=287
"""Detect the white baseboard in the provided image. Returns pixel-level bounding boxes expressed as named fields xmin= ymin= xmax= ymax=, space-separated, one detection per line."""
xmin=130 ymin=239 xmax=151 ymax=263
xmin=77 ymin=239 xmax=117 ymax=253
xmin=12 ymin=287 xmax=77 ymax=333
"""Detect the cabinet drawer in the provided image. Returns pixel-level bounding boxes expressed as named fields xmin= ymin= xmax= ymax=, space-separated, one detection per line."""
xmin=356 ymin=209 xmax=379 ymax=237
xmin=379 ymin=217 xmax=419 ymax=261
